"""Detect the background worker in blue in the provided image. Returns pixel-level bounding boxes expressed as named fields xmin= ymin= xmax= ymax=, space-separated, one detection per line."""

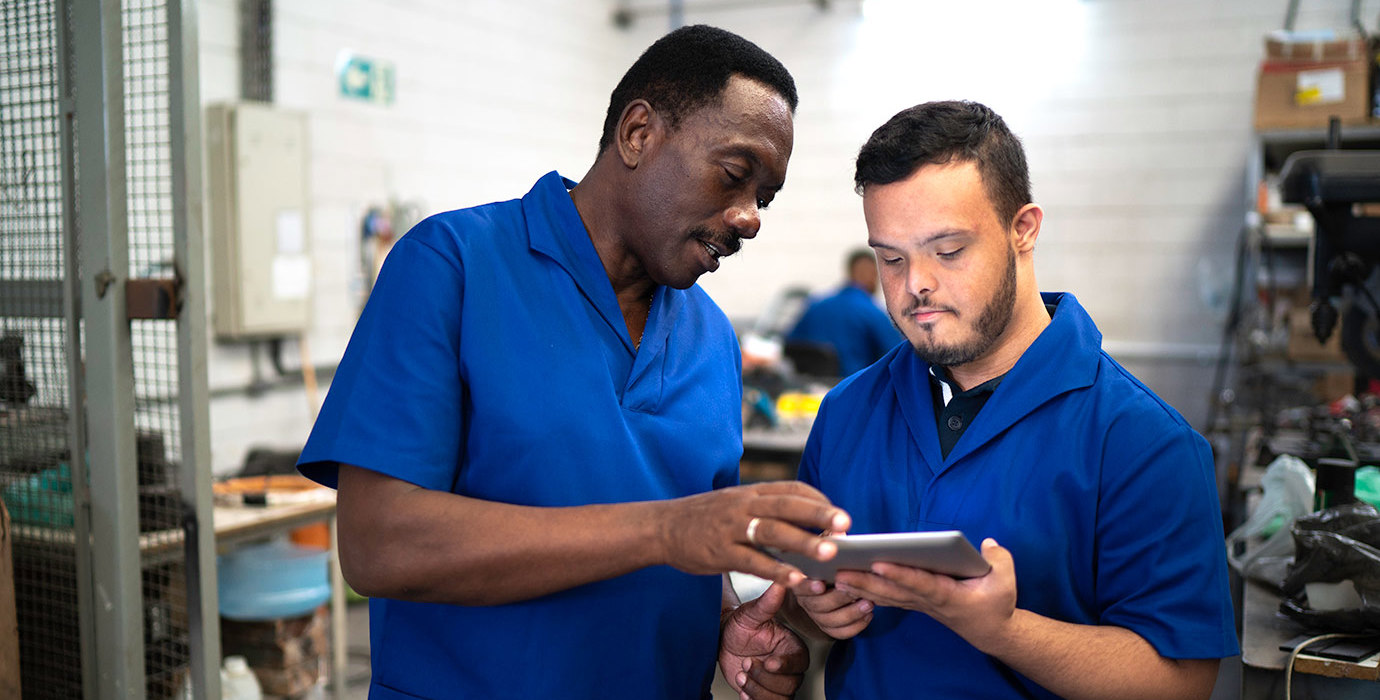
xmin=786 ymin=248 xmax=902 ymax=376
xmin=297 ymin=26 xmax=851 ymax=700
xmin=782 ymin=101 xmax=1239 ymax=699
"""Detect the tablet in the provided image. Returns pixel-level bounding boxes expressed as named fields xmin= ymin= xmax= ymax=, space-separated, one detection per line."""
xmin=765 ymin=530 xmax=990 ymax=583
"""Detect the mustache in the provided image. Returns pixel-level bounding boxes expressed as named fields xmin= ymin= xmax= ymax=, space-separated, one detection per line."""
xmin=902 ymin=296 xmax=955 ymax=317
xmin=689 ymin=226 xmax=742 ymax=256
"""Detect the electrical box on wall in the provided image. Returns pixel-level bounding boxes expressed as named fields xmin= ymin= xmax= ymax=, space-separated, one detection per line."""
xmin=205 ymin=102 xmax=312 ymax=339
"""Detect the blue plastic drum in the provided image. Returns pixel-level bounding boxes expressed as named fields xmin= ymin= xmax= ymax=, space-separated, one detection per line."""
xmin=218 ymin=537 xmax=331 ymax=621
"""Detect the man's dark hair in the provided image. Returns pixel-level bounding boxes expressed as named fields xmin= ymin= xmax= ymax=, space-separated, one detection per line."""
xmin=598 ymin=25 xmax=797 ymax=154
xmin=854 ymin=101 xmax=1031 ymax=225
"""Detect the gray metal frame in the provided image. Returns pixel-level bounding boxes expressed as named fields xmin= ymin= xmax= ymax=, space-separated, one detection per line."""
xmin=68 ymin=0 xmax=147 ymax=695
xmin=54 ymin=1 xmax=98 ymax=696
xmin=56 ymin=1 xmax=220 ymax=697
xmin=168 ymin=0 xmax=222 ymax=696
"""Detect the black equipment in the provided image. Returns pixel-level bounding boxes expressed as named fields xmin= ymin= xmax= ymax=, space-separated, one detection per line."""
xmin=1279 ymin=120 xmax=1380 ymax=376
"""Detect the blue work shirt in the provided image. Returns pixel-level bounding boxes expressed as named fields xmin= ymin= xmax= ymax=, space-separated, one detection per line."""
xmin=799 ymin=292 xmax=1239 ymax=699
xmin=299 ymin=171 xmax=743 ymax=699
xmin=787 ymin=284 xmax=902 ymax=376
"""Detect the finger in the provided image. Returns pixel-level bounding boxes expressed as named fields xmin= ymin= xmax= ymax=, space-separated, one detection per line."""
xmin=747 ymin=516 xmax=839 ymax=562
xmin=823 ymin=612 xmax=873 ymax=639
xmin=759 ymin=645 xmax=810 ymax=676
xmin=740 ymin=662 xmax=802 ymax=700
xmin=835 ymin=570 xmax=919 ymax=607
xmin=738 ymin=551 xmax=809 ymax=589
xmin=788 ymin=577 xmax=828 ymax=597
xmin=796 ymin=587 xmax=861 ymax=614
xmin=869 ymin=562 xmax=958 ymax=604
xmin=733 ymin=583 xmax=786 ymax=626
xmin=742 ymin=479 xmax=832 ymax=501
xmin=809 ymin=598 xmax=873 ymax=629
xmin=749 ymin=494 xmax=851 ymax=536
xmin=982 ymin=538 xmax=1012 ymax=573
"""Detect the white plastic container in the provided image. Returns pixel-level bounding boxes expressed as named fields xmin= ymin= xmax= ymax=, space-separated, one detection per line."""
xmin=221 ymin=655 xmax=262 ymax=700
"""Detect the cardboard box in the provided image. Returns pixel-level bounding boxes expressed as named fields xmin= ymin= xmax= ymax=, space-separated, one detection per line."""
xmin=1265 ymin=35 xmax=1369 ymax=62
xmin=1255 ymin=57 xmax=1372 ymax=130
xmin=1287 ymin=305 xmax=1349 ymax=364
xmin=221 ymin=605 xmax=327 ymax=697
xmin=0 ymin=502 xmax=19 ymax=700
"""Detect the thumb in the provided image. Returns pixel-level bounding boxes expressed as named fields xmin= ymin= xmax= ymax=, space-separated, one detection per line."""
xmin=980 ymin=538 xmax=1012 ymax=573
xmin=735 ymin=583 xmax=787 ymax=626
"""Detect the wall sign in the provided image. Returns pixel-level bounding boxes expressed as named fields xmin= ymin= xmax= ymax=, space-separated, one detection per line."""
xmin=336 ymin=51 xmax=395 ymax=105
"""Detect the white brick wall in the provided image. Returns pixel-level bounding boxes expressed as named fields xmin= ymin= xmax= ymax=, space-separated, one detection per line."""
xmin=198 ymin=0 xmax=1366 ymax=471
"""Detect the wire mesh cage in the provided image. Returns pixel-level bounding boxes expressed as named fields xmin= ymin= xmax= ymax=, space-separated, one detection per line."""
xmin=2 ymin=0 xmax=207 ymax=697
xmin=1 ymin=0 xmax=84 ymax=696
xmin=124 ymin=0 xmax=194 ymax=696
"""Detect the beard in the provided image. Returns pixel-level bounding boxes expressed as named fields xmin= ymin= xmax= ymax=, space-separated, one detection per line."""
xmin=901 ymin=246 xmax=1017 ymax=368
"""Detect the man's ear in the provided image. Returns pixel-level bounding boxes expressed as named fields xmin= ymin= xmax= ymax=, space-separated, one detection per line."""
xmin=616 ymin=99 xmax=657 ymax=169
xmin=1011 ymin=203 xmax=1043 ymax=253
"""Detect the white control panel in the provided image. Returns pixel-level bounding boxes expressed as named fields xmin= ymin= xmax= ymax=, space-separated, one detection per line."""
xmin=205 ymin=102 xmax=311 ymax=339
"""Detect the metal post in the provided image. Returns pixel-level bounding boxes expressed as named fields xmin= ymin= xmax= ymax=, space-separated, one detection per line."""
xmin=55 ymin=0 xmax=98 ymax=695
xmin=167 ymin=0 xmax=221 ymax=697
xmin=69 ymin=0 xmax=147 ymax=697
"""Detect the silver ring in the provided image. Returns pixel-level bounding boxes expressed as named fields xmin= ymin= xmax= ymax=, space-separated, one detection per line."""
xmin=746 ymin=517 xmax=763 ymax=546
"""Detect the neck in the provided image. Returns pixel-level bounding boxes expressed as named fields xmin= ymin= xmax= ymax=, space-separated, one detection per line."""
xmin=946 ymin=290 xmax=1050 ymax=391
xmin=571 ymin=157 xmax=651 ymax=300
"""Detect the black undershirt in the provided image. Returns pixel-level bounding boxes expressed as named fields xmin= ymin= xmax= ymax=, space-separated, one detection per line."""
xmin=928 ymin=303 xmax=1057 ymax=458
xmin=929 ymin=369 xmax=1005 ymax=459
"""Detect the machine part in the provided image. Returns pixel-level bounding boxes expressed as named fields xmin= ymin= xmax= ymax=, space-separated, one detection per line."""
xmin=0 ymin=334 xmax=36 ymax=406
xmin=1311 ymin=299 xmax=1340 ymax=345
xmin=1340 ymin=300 xmax=1380 ymax=377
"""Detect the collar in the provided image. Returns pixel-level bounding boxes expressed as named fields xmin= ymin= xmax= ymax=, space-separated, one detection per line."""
xmin=520 ymin=171 xmax=677 ymax=356
xmin=928 ymin=365 xmax=1005 ymax=407
xmin=890 ymin=292 xmax=1101 ymax=468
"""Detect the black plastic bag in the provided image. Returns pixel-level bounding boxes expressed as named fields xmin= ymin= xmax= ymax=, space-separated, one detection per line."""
xmin=1278 ymin=502 xmax=1380 ymax=633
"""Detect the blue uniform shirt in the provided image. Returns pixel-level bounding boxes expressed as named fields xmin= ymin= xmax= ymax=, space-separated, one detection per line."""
xmin=299 ymin=171 xmax=743 ymax=699
xmin=799 ymin=292 xmax=1239 ymax=699
xmin=787 ymin=284 xmax=902 ymax=376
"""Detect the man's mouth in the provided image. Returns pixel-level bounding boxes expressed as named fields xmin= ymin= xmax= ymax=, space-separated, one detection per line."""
xmin=907 ymin=306 xmax=951 ymax=323
xmin=701 ymin=239 xmax=725 ymax=260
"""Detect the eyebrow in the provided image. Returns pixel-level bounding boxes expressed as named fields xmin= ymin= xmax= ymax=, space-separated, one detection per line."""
xmin=869 ymin=230 xmax=968 ymax=250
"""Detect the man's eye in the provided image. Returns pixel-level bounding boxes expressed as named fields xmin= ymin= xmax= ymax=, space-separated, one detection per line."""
xmin=757 ymin=197 xmax=770 ymax=210
xmin=937 ymin=248 xmax=963 ymax=259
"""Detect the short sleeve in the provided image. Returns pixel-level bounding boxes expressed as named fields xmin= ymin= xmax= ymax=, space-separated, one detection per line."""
xmin=1094 ymin=409 xmax=1239 ymax=659
xmin=297 ymin=230 xmax=466 ymax=491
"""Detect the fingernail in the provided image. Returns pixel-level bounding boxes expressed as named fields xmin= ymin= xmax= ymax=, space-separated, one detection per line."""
xmin=832 ymin=512 xmax=849 ymax=530
xmin=737 ymin=672 xmax=747 ymax=686
xmin=788 ymin=571 xmax=805 ymax=586
xmin=859 ymin=600 xmax=873 ymax=612
xmin=817 ymin=540 xmax=837 ymax=558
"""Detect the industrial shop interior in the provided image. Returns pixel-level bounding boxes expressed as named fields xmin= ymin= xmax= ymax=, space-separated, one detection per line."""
xmin=5 ymin=0 xmax=1380 ymax=699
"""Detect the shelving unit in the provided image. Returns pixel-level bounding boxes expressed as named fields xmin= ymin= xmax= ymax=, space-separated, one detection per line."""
xmin=1209 ymin=125 xmax=1380 ymax=527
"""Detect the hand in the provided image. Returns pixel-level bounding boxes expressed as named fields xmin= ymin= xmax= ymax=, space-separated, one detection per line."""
xmin=833 ymin=538 xmax=1017 ymax=652
xmin=659 ymin=481 xmax=850 ymax=587
xmin=720 ymin=583 xmax=809 ymax=700
xmin=791 ymin=577 xmax=874 ymax=640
